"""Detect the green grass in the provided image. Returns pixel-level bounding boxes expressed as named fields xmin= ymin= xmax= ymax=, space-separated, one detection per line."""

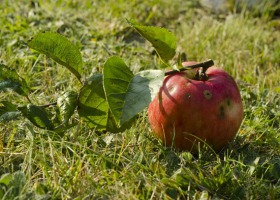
xmin=1 ymin=0 xmax=280 ymax=199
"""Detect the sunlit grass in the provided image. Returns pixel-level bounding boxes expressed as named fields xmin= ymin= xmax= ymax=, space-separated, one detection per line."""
xmin=1 ymin=0 xmax=280 ymax=199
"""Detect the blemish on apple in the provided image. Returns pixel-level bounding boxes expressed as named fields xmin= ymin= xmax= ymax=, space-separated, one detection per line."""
xmin=185 ymin=93 xmax=191 ymax=99
xmin=203 ymin=90 xmax=212 ymax=100
xmin=219 ymin=105 xmax=225 ymax=119
xmin=168 ymin=85 xmax=175 ymax=94
xmin=226 ymin=99 xmax=231 ymax=107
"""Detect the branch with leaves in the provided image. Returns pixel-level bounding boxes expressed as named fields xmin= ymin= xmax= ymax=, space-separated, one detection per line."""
xmin=0 ymin=20 xmax=214 ymax=134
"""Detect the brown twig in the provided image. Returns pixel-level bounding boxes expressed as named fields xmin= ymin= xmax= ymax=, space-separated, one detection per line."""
xmin=164 ymin=59 xmax=214 ymax=76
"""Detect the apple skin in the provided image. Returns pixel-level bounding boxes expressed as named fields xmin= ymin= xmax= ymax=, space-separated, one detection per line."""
xmin=148 ymin=62 xmax=243 ymax=153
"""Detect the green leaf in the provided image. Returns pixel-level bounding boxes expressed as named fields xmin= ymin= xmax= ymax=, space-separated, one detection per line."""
xmin=135 ymin=70 xmax=165 ymax=100
xmin=78 ymin=74 xmax=109 ymax=131
xmin=78 ymin=74 xmax=132 ymax=133
xmin=0 ymin=101 xmax=17 ymax=115
xmin=103 ymin=56 xmax=164 ymax=127
xmin=103 ymin=56 xmax=134 ymax=127
xmin=127 ymin=20 xmax=177 ymax=63
xmin=6 ymin=171 xmax=26 ymax=197
xmin=57 ymin=91 xmax=78 ymax=124
xmin=0 ymin=101 xmax=22 ymax=123
xmin=18 ymin=104 xmax=54 ymax=130
xmin=28 ymin=32 xmax=83 ymax=80
xmin=0 ymin=173 xmax=13 ymax=186
xmin=120 ymin=69 xmax=164 ymax=125
xmin=0 ymin=111 xmax=21 ymax=122
xmin=0 ymin=64 xmax=29 ymax=96
xmin=0 ymin=173 xmax=13 ymax=197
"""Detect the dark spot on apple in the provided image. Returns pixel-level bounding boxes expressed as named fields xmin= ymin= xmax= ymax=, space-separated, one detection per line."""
xmin=185 ymin=93 xmax=191 ymax=99
xmin=203 ymin=90 xmax=212 ymax=100
xmin=227 ymin=99 xmax=231 ymax=107
xmin=219 ymin=105 xmax=225 ymax=119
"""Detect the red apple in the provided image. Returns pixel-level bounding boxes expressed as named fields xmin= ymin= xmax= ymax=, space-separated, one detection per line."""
xmin=148 ymin=61 xmax=243 ymax=153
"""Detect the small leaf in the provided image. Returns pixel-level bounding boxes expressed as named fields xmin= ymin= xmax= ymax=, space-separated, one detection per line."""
xmin=120 ymin=69 xmax=164 ymax=125
xmin=103 ymin=56 xmax=134 ymax=127
xmin=57 ymin=91 xmax=78 ymax=124
xmin=0 ymin=101 xmax=18 ymax=115
xmin=103 ymin=57 xmax=164 ymax=127
xmin=7 ymin=171 xmax=26 ymax=196
xmin=78 ymin=74 xmax=109 ymax=130
xmin=28 ymin=32 xmax=82 ymax=80
xmin=0 ymin=64 xmax=29 ymax=96
xmin=134 ymin=70 xmax=165 ymax=101
xmin=18 ymin=104 xmax=54 ymax=130
xmin=0 ymin=173 xmax=13 ymax=186
xmin=128 ymin=20 xmax=177 ymax=63
xmin=78 ymin=74 xmax=132 ymax=132
xmin=0 ymin=111 xmax=21 ymax=122
xmin=0 ymin=101 xmax=22 ymax=123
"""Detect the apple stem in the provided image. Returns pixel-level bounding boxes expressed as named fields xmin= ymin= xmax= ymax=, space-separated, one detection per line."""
xmin=164 ymin=59 xmax=214 ymax=76
xmin=194 ymin=60 xmax=214 ymax=81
